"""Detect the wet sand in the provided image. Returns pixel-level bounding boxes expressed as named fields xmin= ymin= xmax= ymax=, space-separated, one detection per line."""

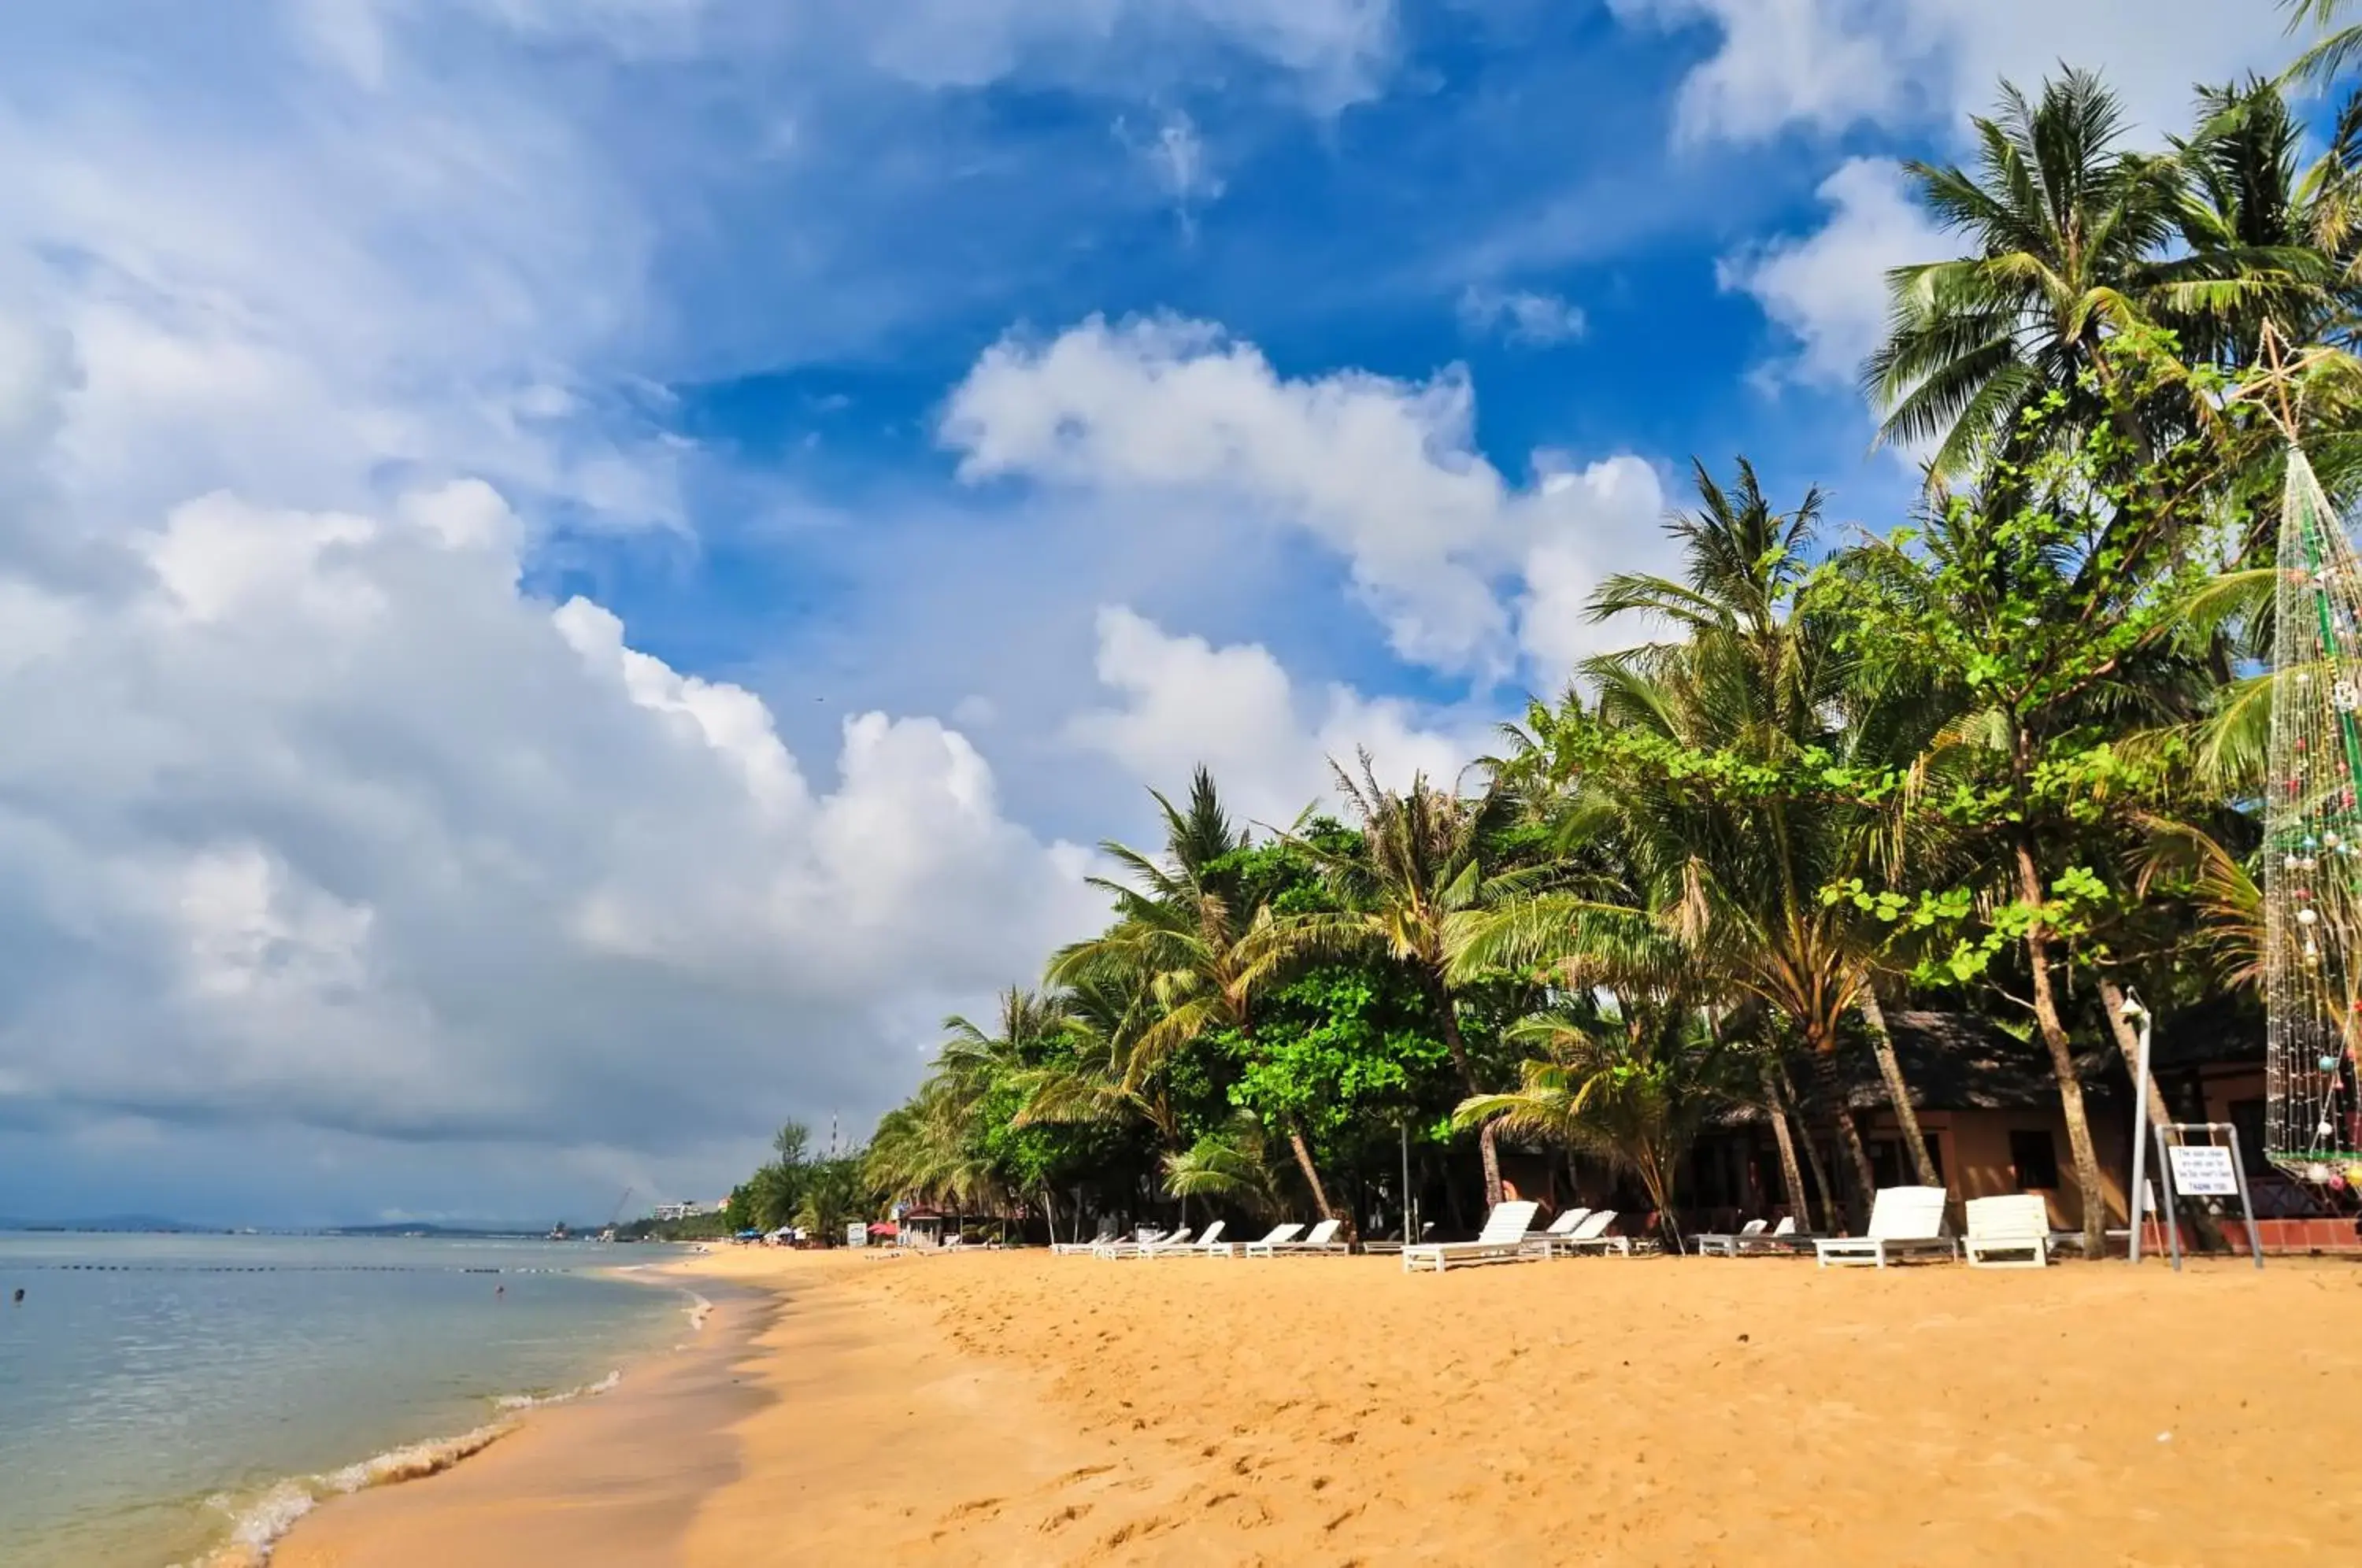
xmin=278 ymin=1247 xmax=2362 ymax=1565
xmin=272 ymin=1280 xmax=772 ymax=1568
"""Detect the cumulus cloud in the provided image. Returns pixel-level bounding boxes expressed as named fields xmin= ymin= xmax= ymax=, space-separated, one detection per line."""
xmin=1613 ymin=0 xmax=2298 ymax=145
xmin=1457 ymin=285 xmax=1588 ymax=347
xmin=1719 ymin=157 xmax=1949 ymax=390
xmin=0 ymin=446 xmax=1099 ymax=1172
xmin=941 ymin=315 xmax=1668 ymax=681
xmin=1068 ymin=608 xmax=1497 ymax=829
xmin=842 ymin=0 xmax=1397 ymax=105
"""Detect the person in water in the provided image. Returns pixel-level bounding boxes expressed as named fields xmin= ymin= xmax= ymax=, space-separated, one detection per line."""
xmin=11 ymin=1287 xmax=21 ymax=1304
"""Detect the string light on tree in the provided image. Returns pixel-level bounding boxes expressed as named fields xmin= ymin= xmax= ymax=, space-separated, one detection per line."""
xmin=2264 ymin=444 xmax=2362 ymax=1179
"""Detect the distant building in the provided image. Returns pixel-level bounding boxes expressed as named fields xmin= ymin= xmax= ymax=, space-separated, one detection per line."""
xmin=652 ymin=1200 xmax=711 ymax=1222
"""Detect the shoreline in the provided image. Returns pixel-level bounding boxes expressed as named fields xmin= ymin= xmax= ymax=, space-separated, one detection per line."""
xmin=268 ymin=1258 xmax=768 ymax=1568
xmin=272 ymin=1248 xmax=2362 ymax=1564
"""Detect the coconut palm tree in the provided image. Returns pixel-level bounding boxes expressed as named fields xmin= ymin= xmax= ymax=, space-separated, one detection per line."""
xmin=1268 ymin=755 xmax=1527 ymax=1206
xmin=1583 ymin=460 xmax=1945 ymax=1206
xmin=1050 ymin=770 xmax=1344 ymax=1225
xmin=1868 ymin=72 xmax=2220 ymax=477
xmin=1161 ymin=1111 xmax=1290 ymax=1219
xmin=1453 ymin=998 xmax=1746 ymax=1248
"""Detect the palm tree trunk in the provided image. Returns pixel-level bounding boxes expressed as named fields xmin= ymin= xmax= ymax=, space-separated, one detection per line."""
xmin=1286 ymin=1125 xmax=1348 ymax=1237
xmin=1807 ymin=1038 xmax=1877 ymax=1225
xmin=1436 ymin=997 xmax=1505 ymax=1207
xmin=1778 ymin=1059 xmax=1844 ymax=1232
xmin=1858 ymin=984 xmax=1939 ymax=1187
xmin=2015 ymin=838 xmax=2111 ymax=1256
xmin=2096 ymin=975 xmax=2225 ymax=1253
xmin=1760 ymin=1057 xmax=1810 ymax=1224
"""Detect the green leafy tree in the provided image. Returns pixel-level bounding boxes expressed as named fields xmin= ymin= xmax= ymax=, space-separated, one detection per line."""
xmin=1820 ymin=368 xmax=2234 ymax=1252
xmin=1267 ymin=758 xmax=1530 ymax=1207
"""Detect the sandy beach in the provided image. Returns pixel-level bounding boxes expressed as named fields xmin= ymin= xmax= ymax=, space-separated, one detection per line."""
xmin=277 ymin=1248 xmax=2362 ymax=1566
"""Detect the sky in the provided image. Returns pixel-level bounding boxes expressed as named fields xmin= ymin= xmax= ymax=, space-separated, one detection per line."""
xmin=0 ymin=0 xmax=2315 ymax=1226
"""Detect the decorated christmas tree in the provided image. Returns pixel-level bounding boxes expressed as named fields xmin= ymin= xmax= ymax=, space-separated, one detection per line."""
xmin=2265 ymin=444 xmax=2362 ymax=1182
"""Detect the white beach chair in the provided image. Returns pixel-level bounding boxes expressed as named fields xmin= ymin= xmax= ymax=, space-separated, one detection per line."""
xmin=1731 ymin=1216 xmax=1808 ymax=1256
xmin=1962 ymin=1194 xmax=2050 ymax=1269
xmin=1246 ymin=1218 xmax=1346 ymax=1257
xmin=1055 ymin=1223 xmax=1123 ymax=1256
xmin=1812 ymin=1186 xmax=1957 ymax=1268
xmin=1357 ymin=1222 xmax=1435 ymax=1256
xmin=1098 ymin=1225 xmax=1189 ymax=1259
xmin=1540 ymin=1208 xmax=1630 ymax=1257
xmin=1180 ymin=1221 xmax=1241 ymax=1257
xmin=1691 ymin=1218 xmax=1767 ymax=1256
xmin=1219 ymin=1222 xmax=1303 ymax=1259
xmin=1142 ymin=1220 xmax=1221 ymax=1259
xmin=1527 ymin=1207 xmax=1590 ymax=1250
xmin=1401 ymin=1200 xmax=1542 ymax=1274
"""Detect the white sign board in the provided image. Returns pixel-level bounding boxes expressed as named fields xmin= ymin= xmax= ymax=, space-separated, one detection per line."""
xmin=846 ymin=1222 xmax=869 ymax=1248
xmin=2168 ymin=1144 xmax=2241 ymax=1198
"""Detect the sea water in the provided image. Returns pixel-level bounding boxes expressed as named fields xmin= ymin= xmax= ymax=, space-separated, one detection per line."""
xmin=0 ymin=1232 xmax=694 ymax=1567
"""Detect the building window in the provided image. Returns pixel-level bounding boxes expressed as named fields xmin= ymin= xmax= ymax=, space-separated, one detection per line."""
xmin=2009 ymin=1129 xmax=2060 ymax=1190
xmin=1868 ymin=1139 xmax=1902 ymax=1190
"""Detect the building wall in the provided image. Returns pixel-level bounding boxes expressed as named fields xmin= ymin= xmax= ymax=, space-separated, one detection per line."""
xmin=1854 ymin=1106 xmax=2134 ymax=1230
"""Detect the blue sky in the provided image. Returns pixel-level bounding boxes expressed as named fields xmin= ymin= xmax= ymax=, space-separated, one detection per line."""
xmin=0 ymin=0 xmax=2313 ymax=1225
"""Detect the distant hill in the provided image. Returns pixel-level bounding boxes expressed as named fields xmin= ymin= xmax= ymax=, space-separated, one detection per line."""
xmin=323 ymin=1222 xmax=560 ymax=1238
xmin=0 ymin=1215 xmax=210 ymax=1233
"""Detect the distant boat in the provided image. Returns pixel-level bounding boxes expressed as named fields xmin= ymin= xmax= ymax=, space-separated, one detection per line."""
xmin=546 ymin=1222 xmax=571 ymax=1241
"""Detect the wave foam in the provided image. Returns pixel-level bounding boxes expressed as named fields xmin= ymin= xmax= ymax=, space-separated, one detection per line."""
xmin=193 ymin=1383 xmax=609 ymax=1566
xmin=684 ymin=1292 xmax=713 ymax=1332
xmin=495 ymin=1369 xmax=620 ymax=1411
xmin=197 ymin=1422 xmax=514 ymax=1566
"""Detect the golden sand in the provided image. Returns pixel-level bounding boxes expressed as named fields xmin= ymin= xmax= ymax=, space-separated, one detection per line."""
xmin=279 ymin=1246 xmax=2362 ymax=1565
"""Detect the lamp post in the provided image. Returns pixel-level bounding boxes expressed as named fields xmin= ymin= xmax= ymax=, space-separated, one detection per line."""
xmin=2123 ymin=989 xmax=2156 ymax=1263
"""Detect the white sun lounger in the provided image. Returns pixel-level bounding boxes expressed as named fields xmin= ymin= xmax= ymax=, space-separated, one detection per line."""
xmin=1246 ymin=1218 xmax=1346 ymax=1257
xmin=1358 ymin=1222 xmax=1435 ymax=1256
xmin=1142 ymin=1220 xmax=1223 ymax=1258
xmin=1691 ymin=1218 xmax=1767 ymax=1256
xmin=1527 ymin=1207 xmax=1590 ymax=1250
xmin=1539 ymin=1208 xmax=1629 ymax=1256
xmin=1696 ymin=1216 xmax=1805 ymax=1256
xmin=1401 ymin=1200 xmax=1541 ymax=1273
xmin=1218 ymin=1222 xmax=1302 ymax=1258
xmin=1962 ymin=1194 xmax=2050 ymax=1269
xmin=1813 ymin=1186 xmax=1957 ymax=1268
xmin=1098 ymin=1225 xmax=1189 ymax=1259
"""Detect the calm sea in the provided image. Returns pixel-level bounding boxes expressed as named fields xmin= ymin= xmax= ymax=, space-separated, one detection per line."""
xmin=0 ymin=1232 xmax=696 ymax=1567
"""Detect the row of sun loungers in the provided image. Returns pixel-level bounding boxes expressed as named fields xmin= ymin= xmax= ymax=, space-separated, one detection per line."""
xmin=1077 ymin=1219 xmax=1354 ymax=1259
xmin=1070 ymin=1185 xmax=2065 ymax=1271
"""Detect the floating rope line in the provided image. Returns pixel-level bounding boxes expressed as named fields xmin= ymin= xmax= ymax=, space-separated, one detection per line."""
xmin=2265 ymin=444 xmax=2362 ymax=1182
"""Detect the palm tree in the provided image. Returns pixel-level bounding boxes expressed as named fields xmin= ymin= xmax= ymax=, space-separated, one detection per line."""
xmin=1870 ymin=72 xmax=2199 ymax=476
xmin=2285 ymin=0 xmax=2362 ymax=89
xmin=1453 ymin=1000 xmax=1745 ymax=1248
xmin=1161 ymin=1111 xmax=1290 ymax=1219
xmin=1272 ymin=755 xmax=1523 ymax=1207
xmin=1050 ymin=769 xmax=1344 ymax=1225
xmin=864 ymin=1079 xmax=1003 ymax=1215
xmin=1827 ymin=451 xmax=2229 ymax=1254
xmin=1579 ymin=459 xmax=1939 ymax=1209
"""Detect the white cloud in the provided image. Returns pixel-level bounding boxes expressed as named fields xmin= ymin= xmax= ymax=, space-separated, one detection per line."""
xmin=1457 ymin=285 xmax=1588 ymax=347
xmin=0 ymin=440 xmax=1101 ymax=1170
xmin=1614 ymin=0 xmax=2298 ymax=145
xmin=1719 ymin=157 xmax=1948 ymax=389
xmin=941 ymin=315 xmax=1668 ymax=680
xmin=1068 ymin=608 xmax=1494 ymax=829
xmin=843 ymin=0 xmax=1396 ymax=105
